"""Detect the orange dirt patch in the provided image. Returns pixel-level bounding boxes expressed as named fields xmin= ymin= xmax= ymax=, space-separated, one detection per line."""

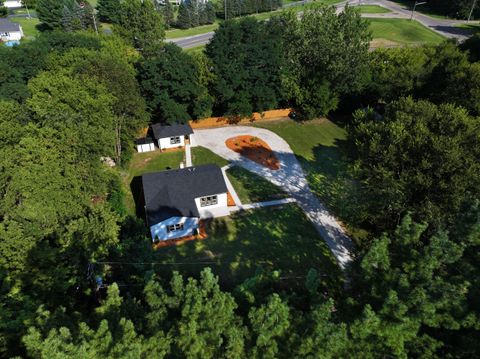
xmin=227 ymin=192 xmax=236 ymax=206
xmin=190 ymin=108 xmax=292 ymax=129
xmin=226 ymin=135 xmax=280 ymax=170
xmin=152 ymin=221 xmax=208 ymax=249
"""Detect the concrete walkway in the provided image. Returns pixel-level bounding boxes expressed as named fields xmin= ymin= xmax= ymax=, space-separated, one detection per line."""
xmin=185 ymin=144 xmax=192 ymax=167
xmin=221 ymin=165 xmax=243 ymax=206
xmin=236 ymin=198 xmax=296 ymax=211
xmin=194 ymin=126 xmax=354 ymax=269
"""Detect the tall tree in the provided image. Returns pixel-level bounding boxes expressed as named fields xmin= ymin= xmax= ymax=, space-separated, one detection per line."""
xmin=206 ymin=17 xmax=284 ymax=116
xmin=138 ymin=43 xmax=211 ymax=123
xmin=97 ymin=0 xmax=121 ymax=23
xmin=115 ymin=0 xmax=165 ymax=57
xmin=36 ymin=0 xmax=64 ymax=29
xmin=161 ymin=0 xmax=174 ymax=28
xmin=281 ymin=5 xmax=371 ymax=119
xmin=349 ymin=97 xmax=480 ymax=231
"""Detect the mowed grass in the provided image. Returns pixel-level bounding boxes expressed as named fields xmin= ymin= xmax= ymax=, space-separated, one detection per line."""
xmin=154 ymin=204 xmax=342 ymax=290
xmin=191 ymin=146 xmax=229 ymax=167
xmin=166 ymin=22 xmax=219 ymax=39
xmin=369 ymin=18 xmax=445 ymax=45
xmin=355 ymin=5 xmax=390 ymax=14
xmin=226 ymin=166 xmax=288 ymax=203
xmin=253 ymin=119 xmax=368 ymax=244
xmin=10 ymin=17 xmax=40 ymax=40
xmin=122 ymin=150 xmax=184 ymax=214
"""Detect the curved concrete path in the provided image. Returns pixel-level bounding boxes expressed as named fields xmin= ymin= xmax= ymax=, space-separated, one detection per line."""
xmin=193 ymin=126 xmax=354 ymax=269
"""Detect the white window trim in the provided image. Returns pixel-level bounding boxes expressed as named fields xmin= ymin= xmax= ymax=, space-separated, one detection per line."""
xmin=200 ymin=195 xmax=218 ymax=207
xmin=170 ymin=136 xmax=181 ymax=145
xmin=167 ymin=223 xmax=184 ymax=233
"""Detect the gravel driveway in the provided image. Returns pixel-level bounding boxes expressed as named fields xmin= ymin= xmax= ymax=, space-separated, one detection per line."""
xmin=193 ymin=126 xmax=354 ymax=269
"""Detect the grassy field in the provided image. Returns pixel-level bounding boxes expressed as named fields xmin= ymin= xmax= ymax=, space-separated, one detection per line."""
xmin=355 ymin=5 xmax=390 ymax=14
xmin=10 ymin=17 xmax=40 ymax=40
xmin=253 ymin=119 xmax=368 ymax=244
xmin=368 ymin=18 xmax=445 ymax=45
xmin=191 ymin=146 xmax=229 ymax=168
xmin=122 ymin=150 xmax=185 ymax=214
xmin=166 ymin=22 xmax=219 ymax=39
xmin=154 ymin=204 xmax=342 ymax=289
xmin=226 ymin=166 xmax=288 ymax=203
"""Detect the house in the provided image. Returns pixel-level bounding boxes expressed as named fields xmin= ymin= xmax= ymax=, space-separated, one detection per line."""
xmin=0 ymin=18 xmax=23 ymax=43
xmin=3 ymin=1 xmax=23 ymax=8
xmin=150 ymin=123 xmax=194 ymax=151
xmin=142 ymin=164 xmax=229 ymax=242
xmin=136 ymin=137 xmax=155 ymax=153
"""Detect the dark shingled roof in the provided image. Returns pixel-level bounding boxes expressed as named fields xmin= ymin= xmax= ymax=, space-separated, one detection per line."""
xmin=136 ymin=137 xmax=154 ymax=145
xmin=142 ymin=164 xmax=228 ymax=225
xmin=150 ymin=123 xmax=193 ymax=139
xmin=0 ymin=19 xmax=21 ymax=33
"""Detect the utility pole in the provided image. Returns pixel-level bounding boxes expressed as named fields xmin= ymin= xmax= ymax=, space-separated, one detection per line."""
xmin=224 ymin=0 xmax=227 ymax=20
xmin=468 ymin=0 xmax=478 ymax=22
xmin=410 ymin=1 xmax=427 ymax=20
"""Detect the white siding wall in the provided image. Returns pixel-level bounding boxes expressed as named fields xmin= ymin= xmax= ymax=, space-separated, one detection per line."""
xmin=4 ymin=1 xmax=23 ymax=8
xmin=1 ymin=30 xmax=23 ymax=41
xmin=150 ymin=216 xmax=199 ymax=241
xmin=158 ymin=135 xmax=185 ymax=150
xmin=194 ymin=192 xmax=229 ymax=219
xmin=137 ymin=143 xmax=155 ymax=153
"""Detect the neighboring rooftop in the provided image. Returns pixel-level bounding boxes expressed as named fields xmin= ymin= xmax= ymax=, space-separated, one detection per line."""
xmin=151 ymin=123 xmax=193 ymax=139
xmin=142 ymin=164 xmax=228 ymax=225
xmin=0 ymin=19 xmax=21 ymax=33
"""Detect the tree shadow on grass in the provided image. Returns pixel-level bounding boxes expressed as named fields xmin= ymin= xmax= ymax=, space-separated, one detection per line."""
xmin=152 ymin=205 xmax=343 ymax=294
xmin=297 ymin=139 xmax=370 ymax=245
xmin=130 ymin=176 xmax=145 ymax=219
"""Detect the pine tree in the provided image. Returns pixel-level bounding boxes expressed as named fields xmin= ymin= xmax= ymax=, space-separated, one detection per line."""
xmin=205 ymin=1 xmax=216 ymax=24
xmin=162 ymin=0 xmax=175 ymax=29
xmin=97 ymin=0 xmax=121 ymax=23
xmin=176 ymin=1 xmax=191 ymax=29
xmin=187 ymin=0 xmax=199 ymax=28
xmin=36 ymin=0 xmax=65 ymax=29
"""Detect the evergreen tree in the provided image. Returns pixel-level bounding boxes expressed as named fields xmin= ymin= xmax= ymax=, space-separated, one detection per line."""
xmin=97 ymin=0 xmax=121 ymax=23
xmin=176 ymin=1 xmax=191 ymax=29
xmin=36 ymin=0 xmax=65 ymax=29
xmin=161 ymin=0 xmax=175 ymax=28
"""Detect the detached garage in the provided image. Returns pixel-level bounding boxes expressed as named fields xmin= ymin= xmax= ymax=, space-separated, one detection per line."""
xmin=136 ymin=137 xmax=155 ymax=153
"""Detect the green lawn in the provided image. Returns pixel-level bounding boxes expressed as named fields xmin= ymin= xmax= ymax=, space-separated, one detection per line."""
xmin=185 ymin=45 xmax=206 ymax=54
xmin=369 ymin=18 xmax=445 ymax=45
xmin=355 ymin=5 xmax=390 ymax=14
xmin=122 ymin=150 xmax=185 ymax=214
xmin=191 ymin=146 xmax=229 ymax=168
xmin=154 ymin=204 xmax=342 ymax=290
xmin=226 ymin=166 xmax=288 ymax=203
xmin=456 ymin=23 xmax=480 ymax=34
xmin=253 ymin=119 xmax=368 ymax=244
xmin=166 ymin=22 xmax=220 ymax=39
xmin=10 ymin=17 xmax=40 ymax=40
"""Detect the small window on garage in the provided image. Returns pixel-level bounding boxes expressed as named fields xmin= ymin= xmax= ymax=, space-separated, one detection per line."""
xmin=170 ymin=136 xmax=181 ymax=144
xmin=200 ymin=195 xmax=218 ymax=207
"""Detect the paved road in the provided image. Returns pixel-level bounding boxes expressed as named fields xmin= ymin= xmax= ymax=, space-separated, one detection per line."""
xmin=169 ymin=0 xmax=474 ymax=49
xmin=193 ymin=126 xmax=354 ymax=270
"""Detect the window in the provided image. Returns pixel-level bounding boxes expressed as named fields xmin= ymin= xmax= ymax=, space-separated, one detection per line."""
xmin=200 ymin=195 xmax=218 ymax=207
xmin=167 ymin=223 xmax=184 ymax=233
xmin=170 ymin=136 xmax=181 ymax=145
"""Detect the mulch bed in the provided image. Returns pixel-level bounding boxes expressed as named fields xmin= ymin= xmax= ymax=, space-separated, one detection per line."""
xmin=225 ymin=135 xmax=280 ymax=170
